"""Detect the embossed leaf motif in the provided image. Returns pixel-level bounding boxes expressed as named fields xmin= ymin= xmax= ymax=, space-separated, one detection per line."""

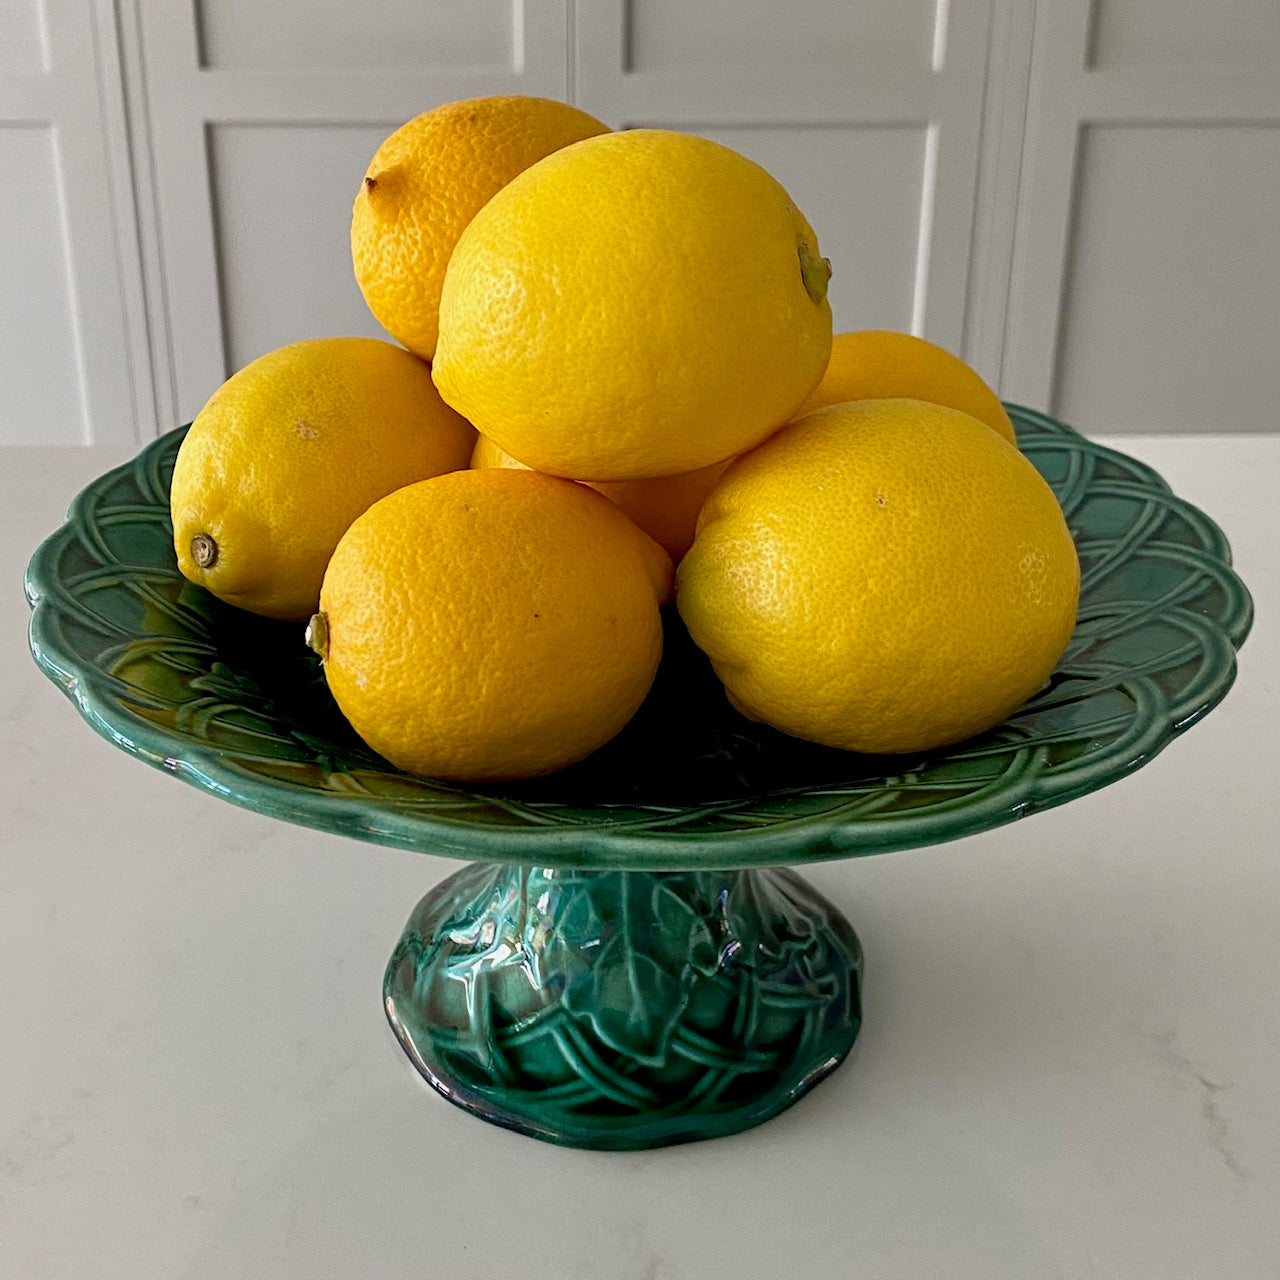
xmin=651 ymin=879 xmax=719 ymax=977
xmin=554 ymin=878 xmax=605 ymax=943
xmin=384 ymin=865 xmax=866 ymax=1147
xmin=571 ymin=936 xmax=687 ymax=1067
xmin=532 ymin=877 xmax=603 ymax=996
xmin=561 ymin=874 xmax=701 ymax=1065
xmin=728 ymin=870 xmax=818 ymax=973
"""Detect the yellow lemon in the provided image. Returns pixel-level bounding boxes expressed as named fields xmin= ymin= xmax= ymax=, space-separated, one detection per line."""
xmin=351 ymin=95 xmax=609 ymax=360
xmin=434 ymin=129 xmax=833 ymax=480
xmin=677 ymin=399 xmax=1079 ymax=754
xmin=794 ymin=329 xmax=1017 ymax=444
xmin=470 ymin=434 xmax=731 ymax=562
xmin=310 ymin=469 xmax=673 ymax=782
xmin=170 ymin=338 xmax=474 ymax=621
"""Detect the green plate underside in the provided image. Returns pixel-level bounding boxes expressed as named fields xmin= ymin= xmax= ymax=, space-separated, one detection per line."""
xmin=25 ymin=406 xmax=1253 ymax=870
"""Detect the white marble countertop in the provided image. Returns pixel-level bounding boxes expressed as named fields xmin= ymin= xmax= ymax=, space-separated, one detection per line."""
xmin=2 ymin=433 xmax=1277 ymax=1280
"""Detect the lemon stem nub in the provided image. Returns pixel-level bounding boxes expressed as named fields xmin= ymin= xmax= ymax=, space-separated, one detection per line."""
xmin=191 ymin=533 xmax=218 ymax=568
xmin=305 ymin=612 xmax=330 ymax=662
xmin=799 ymin=248 xmax=833 ymax=305
xmin=362 ymin=172 xmax=398 ymax=221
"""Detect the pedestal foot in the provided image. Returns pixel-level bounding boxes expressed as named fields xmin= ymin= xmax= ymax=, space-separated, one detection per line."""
xmin=384 ymin=864 xmax=862 ymax=1150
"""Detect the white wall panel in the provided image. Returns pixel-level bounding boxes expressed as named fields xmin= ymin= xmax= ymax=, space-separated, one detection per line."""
xmin=1087 ymin=0 xmax=1280 ymax=70
xmin=0 ymin=2 xmax=147 ymax=444
xmin=961 ymin=0 xmax=1037 ymax=385
xmin=691 ymin=125 xmax=926 ymax=335
xmin=5 ymin=0 xmax=1277 ymax=444
xmin=1 ymin=0 xmax=47 ymax=70
xmin=208 ymin=124 xmax=398 ymax=371
xmin=625 ymin=0 xmax=936 ymax=72
xmin=195 ymin=0 xmax=519 ymax=72
xmin=0 ymin=127 xmax=84 ymax=443
xmin=1002 ymin=0 xmax=1280 ymax=431
xmin=1055 ymin=125 xmax=1280 ymax=435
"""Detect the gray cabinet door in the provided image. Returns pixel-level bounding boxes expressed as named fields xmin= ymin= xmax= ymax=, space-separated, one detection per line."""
xmin=3 ymin=0 xmax=1276 ymax=442
xmin=1001 ymin=0 xmax=1280 ymax=433
xmin=0 ymin=0 xmax=147 ymax=443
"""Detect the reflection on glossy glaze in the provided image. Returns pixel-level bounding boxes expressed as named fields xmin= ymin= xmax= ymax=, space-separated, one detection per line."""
xmin=384 ymin=863 xmax=862 ymax=1148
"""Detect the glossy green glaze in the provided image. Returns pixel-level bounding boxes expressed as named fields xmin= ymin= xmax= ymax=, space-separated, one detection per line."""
xmin=23 ymin=407 xmax=1254 ymax=869
xmin=385 ymin=864 xmax=862 ymax=1148
xmin=24 ymin=407 xmax=1253 ymax=1148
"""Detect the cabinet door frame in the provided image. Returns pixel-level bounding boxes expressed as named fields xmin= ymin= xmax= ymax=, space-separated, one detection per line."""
xmin=1000 ymin=0 xmax=1280 ymax=414
xmin=71 ymin=0 xmax=1276 ymax=443
xmin=1 ymin=0 xmax=151 ymax=443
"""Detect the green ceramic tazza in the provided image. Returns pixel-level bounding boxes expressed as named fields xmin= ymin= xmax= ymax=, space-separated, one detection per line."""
xmin=25 ymin=406 xmax=1252 ymax=1148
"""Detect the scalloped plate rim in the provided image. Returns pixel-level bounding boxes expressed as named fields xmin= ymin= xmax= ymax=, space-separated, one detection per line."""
xmin=23 ymin=405 xmax=1254 ymax=869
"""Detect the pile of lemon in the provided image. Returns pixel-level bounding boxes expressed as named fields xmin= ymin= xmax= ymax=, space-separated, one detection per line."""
xmin=170 ymin=95 xmax=1079 ymax=783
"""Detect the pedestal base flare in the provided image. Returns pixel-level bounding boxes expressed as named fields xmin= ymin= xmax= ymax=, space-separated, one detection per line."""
xmin=384 ymin=864 xmax=862 ymax=1149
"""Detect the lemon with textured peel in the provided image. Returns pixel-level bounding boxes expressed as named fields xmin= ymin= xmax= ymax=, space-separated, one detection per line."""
xmin=794 ymin=329 xmax=1017 ymax=445
xmin=351 ymin=95 xmax=608 ymax=360
xmin=170 ymin=337 xmax=474 ymax=622
xmin=433 ymin=129 xmax=832 ymax=480
xmin=677 ymin=399 xmax=1079 ymax=754
xmin=470 ymin=434 xmax=731 ymax=562
xmin=312 ymin=468 xmax=673 ymax=782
